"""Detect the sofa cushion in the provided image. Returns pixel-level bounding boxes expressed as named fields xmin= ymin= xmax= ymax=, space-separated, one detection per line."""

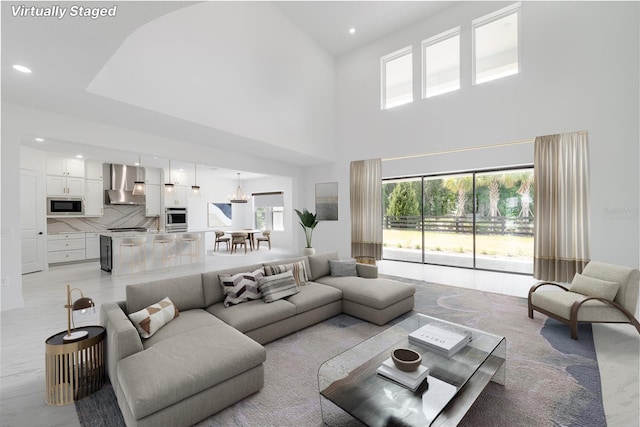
xmin=258 ymin=271 xmax=300 ymax=302
xmin=126 ymin=274 xmax=204 ymax=313
xmin=142 ymin=309 xmax=226 ymax=349
xmin=219 ymin=268 xmax=265 ymax=307
xmin=329 ymin=259 xmax=357 ymax=277
xmin=307 ymin=252 xmax=340 ymax=281
xmin=531 ymin=290 xmax=630 ymax=322
xmin=315 ymin=276 xmax=415 ymax=310
xmin=129 ymin=297 xmax=179 ymax=339
xmin=569 ymin=273 xmax=619 ymax=300
xmin=117 ymin=324 xmax=266 ymax=420
xmin=286 ymin=282 xmax=343 ymax=314
xmin=207 ymin=299 xmax=296 ymax=333
xmin=202 ymin=264 xmax=263 ymax=307
xmin=263 ymin=260 xmax=309 ymax=287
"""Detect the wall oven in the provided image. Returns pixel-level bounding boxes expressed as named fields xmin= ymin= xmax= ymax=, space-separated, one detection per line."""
xmin=47 ymin=197 xmax=84 ymax=216
xmin=165 ymin=207 xmax=187 ymax=232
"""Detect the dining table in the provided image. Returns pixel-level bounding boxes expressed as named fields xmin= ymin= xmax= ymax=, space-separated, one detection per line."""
xmin=226 ymin=229 xmax=262 ymax=251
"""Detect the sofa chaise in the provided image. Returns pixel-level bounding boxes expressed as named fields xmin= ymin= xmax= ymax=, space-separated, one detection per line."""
xmin=100 ymin=252 xmax=415 ymax=426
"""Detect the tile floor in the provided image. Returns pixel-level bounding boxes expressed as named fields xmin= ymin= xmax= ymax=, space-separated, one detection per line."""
xmin=1 ymin=252 xmax=638 ymax=426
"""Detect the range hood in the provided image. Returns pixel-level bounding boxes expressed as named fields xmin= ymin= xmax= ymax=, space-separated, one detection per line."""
xmin=105 ymin=164 xmax=146 ymax=205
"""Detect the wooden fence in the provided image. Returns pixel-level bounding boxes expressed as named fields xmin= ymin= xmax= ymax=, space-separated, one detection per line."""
xmin=383 ymin=215 xmax=534 ymax=236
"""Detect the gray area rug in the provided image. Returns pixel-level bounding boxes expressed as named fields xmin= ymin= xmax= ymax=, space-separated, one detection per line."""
xmin=76 ymin=276 xmax=604 ymax=426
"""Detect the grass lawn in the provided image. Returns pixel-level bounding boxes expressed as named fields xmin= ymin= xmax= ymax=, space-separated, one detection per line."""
xmin=383 ymin=229 xmax=533 ymax=258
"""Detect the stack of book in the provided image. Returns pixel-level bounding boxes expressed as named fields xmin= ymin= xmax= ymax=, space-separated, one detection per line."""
xmin=376 ymin=357 xmax=429 ymax=392
xmin=408 ymin=323 xmax=472 ymax=358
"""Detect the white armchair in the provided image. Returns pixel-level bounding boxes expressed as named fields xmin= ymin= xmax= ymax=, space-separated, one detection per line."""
xmin=528 ymin=261 xmax=640 ymax=340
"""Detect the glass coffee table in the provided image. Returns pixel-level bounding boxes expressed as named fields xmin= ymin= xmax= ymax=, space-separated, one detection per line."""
xmin=318 ymin=314 xmax=506 ymax=426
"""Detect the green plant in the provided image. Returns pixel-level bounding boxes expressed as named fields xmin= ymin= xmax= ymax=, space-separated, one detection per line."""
xmin=294 ymin=208 xmax=318 ymax=248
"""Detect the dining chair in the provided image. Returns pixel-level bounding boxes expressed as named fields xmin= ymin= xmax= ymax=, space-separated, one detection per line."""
xmin=231 ymin=232 xmax=248 ymax=254
xmin=214 ymin=231 xmax=230 ymax=252
xmin=256 ymin=230 xmax=271 ymax=250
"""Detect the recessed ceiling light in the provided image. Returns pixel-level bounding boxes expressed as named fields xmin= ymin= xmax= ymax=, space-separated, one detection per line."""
xmin=34 ymin=137 xmax=45 ymax=142
xmin=75 ymin=154 xmax=83 ymax=159
xmin=349 ymin=28 xmax=356 ymax=35
xmin=13 ymin=64 xmax=32 ymax=73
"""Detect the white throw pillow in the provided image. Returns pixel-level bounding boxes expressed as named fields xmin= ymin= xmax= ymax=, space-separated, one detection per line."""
xmin=569 ymin=273 xmax=619 ymax=300
xmin=129 ymin=297 xmax=179 ymax=339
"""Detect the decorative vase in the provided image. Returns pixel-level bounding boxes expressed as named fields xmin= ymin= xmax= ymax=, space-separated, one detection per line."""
xmin=302 ymin=247 xmax=316 ymax=256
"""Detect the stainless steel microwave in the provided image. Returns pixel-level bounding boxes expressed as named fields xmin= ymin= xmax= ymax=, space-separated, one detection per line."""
xmin=47 ymin=197 xmax=84 ymax=216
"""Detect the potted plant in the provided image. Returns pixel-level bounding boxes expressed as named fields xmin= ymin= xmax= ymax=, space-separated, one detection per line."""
xmin=295 ymin=208 xmax=318 ymax=255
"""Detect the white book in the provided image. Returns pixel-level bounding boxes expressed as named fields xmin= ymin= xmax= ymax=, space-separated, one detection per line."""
xmin=376 ymin=357 xmax=429 ymax=391
xmin=408 ymin=323 xmax=472 ymax=357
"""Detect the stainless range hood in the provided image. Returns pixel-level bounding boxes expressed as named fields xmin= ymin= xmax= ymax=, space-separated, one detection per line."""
xmin=105 ymin=164 xmax=146 ymax=205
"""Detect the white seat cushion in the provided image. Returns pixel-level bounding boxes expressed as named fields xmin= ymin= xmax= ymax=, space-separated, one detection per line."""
xmin=531 ymin=290 xmax=629 ymax=322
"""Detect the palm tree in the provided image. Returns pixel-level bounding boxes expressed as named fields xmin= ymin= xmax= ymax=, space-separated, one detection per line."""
xmin=443 ymin=176 xmax=473 ymax=217
xmin=516 ymin=171 xmax=534 ymax=217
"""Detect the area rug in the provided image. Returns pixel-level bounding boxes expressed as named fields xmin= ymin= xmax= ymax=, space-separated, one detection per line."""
xmin=76 ymin=276 xmax=604 ymax=427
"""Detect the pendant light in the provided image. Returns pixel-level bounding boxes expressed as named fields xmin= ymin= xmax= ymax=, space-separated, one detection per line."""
xmin=229 ymin=172 xmax=249 ymax=203
xmin=191 ymin=163 xmax=200 ymax=194
xmin=164 ymin=159 xmax=174 ymax=192
xmin=132 ymin=155 xmax=146 ymax=196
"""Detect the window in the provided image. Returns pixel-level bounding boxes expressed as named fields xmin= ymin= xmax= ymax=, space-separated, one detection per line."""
xmin=422 ymin=27 xmax=460 ymax=98
xmin=382 ymin=166 xmax=534 ymax=274
xmin=253 ymin=192 xmax=284 ymax=231
xmin=381 ymin=46 xmax=413 ymax=109
xmin=473 ymin=3 xmax=520 ymax=85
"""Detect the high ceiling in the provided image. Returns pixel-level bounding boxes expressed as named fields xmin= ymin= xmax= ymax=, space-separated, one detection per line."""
xmin=2 ymin=1 xmax=456 ymax=170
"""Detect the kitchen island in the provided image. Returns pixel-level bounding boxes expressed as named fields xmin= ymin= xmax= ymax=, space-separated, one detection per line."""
xmin=100 ymin=230 xmax=206 ymax=275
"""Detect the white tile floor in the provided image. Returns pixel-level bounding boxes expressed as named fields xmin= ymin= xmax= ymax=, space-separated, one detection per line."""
xmin=1 ymin=253 xmax=638 ymax=426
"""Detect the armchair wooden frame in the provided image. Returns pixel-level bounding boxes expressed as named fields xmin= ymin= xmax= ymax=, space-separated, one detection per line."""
xmin=528 ymin=282 xmax=640 ymax=340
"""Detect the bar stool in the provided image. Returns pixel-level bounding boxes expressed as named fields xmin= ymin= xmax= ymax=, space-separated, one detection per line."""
xmin=153 ymin=234 xmax=177 ymax=267
xmin=119 ymin=236 xmax=147 ymax=272
xmin=179 ymin=233 xmax=201 ymax=264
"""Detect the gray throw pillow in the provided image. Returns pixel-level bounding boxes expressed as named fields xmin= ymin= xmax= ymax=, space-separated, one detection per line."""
xmin=569 ymin=273 xmax=619 ymax=300
xmin=329 ymin=259 xmax=358 ymax=277
xmin=258 ymin=270 xmax=299 ymax=303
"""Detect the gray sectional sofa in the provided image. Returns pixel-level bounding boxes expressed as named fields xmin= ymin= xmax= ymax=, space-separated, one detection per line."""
xmin=100 ymin=252 xmax=415 ymax=427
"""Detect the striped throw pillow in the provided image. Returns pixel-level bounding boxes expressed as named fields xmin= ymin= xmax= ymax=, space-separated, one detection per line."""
xmin=258 ymin=270 xmax=300 ymax=303
xmin=219 ymin=268 xmax=265 ymax=307
xmin=263 ymin=261 xmax=308 ymax=288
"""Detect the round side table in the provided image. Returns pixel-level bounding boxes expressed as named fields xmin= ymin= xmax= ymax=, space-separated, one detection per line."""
xmin=45 ymin=325 xmax=106 ymax=405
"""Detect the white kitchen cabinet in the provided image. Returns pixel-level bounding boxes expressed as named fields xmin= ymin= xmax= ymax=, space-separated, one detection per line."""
xmin=164 ymin=185 xmax=188 ymax=207
xmin=145 ymin=167 xmax=162 ymax=185
xmin=46 ymin=175 xmax=85 ymax=197
xmin=145 ymin=184 xmax=162 ymax=216
xmin=47 ymin=233 xmax=86 ymax=264
xmin=169 ymin=169 xmax=189 ymax=186
xmin=85 ymin=160 xmax=104 ymax=181
xmin=47 ymin=158 xmax=85 ymax=178
xmin=85 ymin=233 xmax=100 ymax=259
xmin=84 ymin=180 xmax=104 ymax=216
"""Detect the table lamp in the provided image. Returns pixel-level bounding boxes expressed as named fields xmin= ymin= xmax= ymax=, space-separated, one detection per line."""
xmin=63 ymin=284 xmax=95 ymax=342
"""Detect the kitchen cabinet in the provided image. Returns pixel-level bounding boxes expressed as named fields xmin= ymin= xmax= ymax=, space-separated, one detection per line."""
xmin=47 ymin=158 xmax=85 ymax=178
xmin=164 ymin=185 xmax=188 ymax=207
xmin=46 ymin=175 xmax=85 ymax=197
xmin=85 ymin=233 xmax=100 ymax=259
xmin=84 ymin=180 xmax=104 ymax=216
xmin=46 ymin=157 xmax=86 ymax=196
xmin=85 ymin=160 xmax=104 ymax=181
xmin=145 ymin=167 xmax=162 ymax=185
xmin=145 ymin=184 xmax=162 ymax=216
xmin=47 ymin=233 xmax=86 ymax=264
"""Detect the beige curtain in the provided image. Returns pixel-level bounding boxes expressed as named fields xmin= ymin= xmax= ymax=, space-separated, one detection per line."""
xmin=534 ymin=131 xmax=590 ymax=282
xmin=350 ymin=159 xmax=382 ymax=261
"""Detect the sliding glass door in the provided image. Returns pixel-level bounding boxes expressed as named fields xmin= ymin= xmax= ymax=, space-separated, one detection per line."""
xmin=382 ymin=167 xmax=534 ymax=274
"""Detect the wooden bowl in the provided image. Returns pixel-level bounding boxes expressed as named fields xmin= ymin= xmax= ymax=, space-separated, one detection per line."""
xmin=392 ymin=348 xmax=422 ymax=372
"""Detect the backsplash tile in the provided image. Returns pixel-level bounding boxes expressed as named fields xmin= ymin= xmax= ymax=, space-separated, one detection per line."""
xmin=47 ymin=205 xmax=158 ymax=233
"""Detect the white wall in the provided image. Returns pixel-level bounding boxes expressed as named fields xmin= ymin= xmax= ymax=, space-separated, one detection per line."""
xmin=307 ymin=1 xmax=639 ymax=267
xmin=87 ymin=2 xmax=336 ymax=162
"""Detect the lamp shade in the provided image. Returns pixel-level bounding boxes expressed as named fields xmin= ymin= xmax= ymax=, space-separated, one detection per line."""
xmin=64 ymin=285 xmax=95 ymax=342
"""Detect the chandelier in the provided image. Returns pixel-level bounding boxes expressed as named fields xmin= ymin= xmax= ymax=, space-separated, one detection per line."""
xmin=229 ymin=172 xmax=249 ymax=203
